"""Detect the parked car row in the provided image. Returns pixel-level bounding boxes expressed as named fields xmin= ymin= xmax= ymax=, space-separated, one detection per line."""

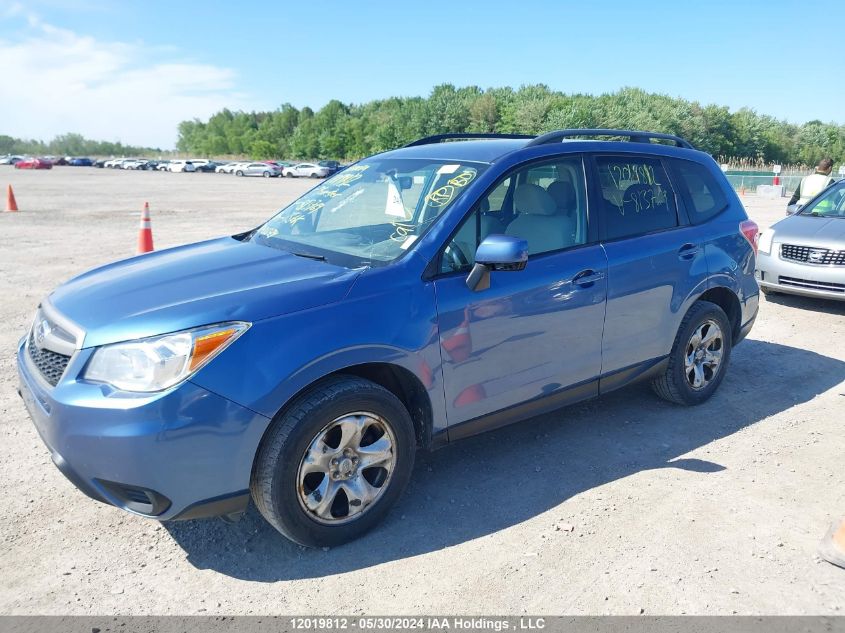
xmin=13 ymin=157 xmax=53 ymax=170
xmin=98 ymin=157 xmax=342 ymax=177
xmin=213 ymin=160 xmax=338 ymax=178
xmin=2 ymin=154 xmax=346 ymax=178
xmin=1 ymin=155 xmax=97 ymax=167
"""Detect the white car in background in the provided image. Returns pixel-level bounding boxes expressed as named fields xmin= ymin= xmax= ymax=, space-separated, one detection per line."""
xmin=281 ymin=163 xmax=331 ymax=178
xmin=104 ymin=158 xmax=124 ymax=168
xmin=0 ymin=155 xmax=24 ymax=165
xmin=120 ymin=159 xmax=147 ymax=170
xmin=168 ymin=160 xmax=197 ymax=173
xmin=217 ymin=162 xmax=246 ymax=174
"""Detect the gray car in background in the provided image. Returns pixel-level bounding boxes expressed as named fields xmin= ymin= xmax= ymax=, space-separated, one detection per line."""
xmin=756 ymin=180 xmax=845 ymax=301
xmin=234 ymin=162 xmax=280 ymax=178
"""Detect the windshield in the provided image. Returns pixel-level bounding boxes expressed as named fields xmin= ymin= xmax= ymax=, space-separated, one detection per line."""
xmin=252 ymin=158 xmax=487 ymax=267
xmin=800 ymin=182 xmax=845 ymax=218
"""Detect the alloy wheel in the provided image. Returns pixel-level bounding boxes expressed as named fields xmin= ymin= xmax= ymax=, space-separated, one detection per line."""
xmin=296 ymin=412 xmax=396 ymax=525
xmin=684 ymin=319 xmax=724 ymax=390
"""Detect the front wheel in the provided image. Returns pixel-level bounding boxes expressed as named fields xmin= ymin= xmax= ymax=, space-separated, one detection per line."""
xmin=652 ymin=300 xmax=732 ymax=406
xmin=235 ymin=170 xmax=244 ymax=177
xmin=251 ymin=376 xmax=415 ymax=547
xmin=285 ymin=172 xmax=295 ymax=178
xmin=263 ymin=171 xmax=270 ymax=178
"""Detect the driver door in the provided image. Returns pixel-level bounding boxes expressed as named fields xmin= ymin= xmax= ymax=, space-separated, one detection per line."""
xmin=432 ymin=156 xmax=608 ymax=437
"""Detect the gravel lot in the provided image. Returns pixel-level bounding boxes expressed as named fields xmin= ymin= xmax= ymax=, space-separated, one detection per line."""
xmin=0 ymin=168 xmax=843 ymax=615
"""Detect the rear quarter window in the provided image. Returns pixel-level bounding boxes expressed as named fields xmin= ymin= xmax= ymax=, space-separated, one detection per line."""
xmin=669 ymin=159 xmax=728 ymax=224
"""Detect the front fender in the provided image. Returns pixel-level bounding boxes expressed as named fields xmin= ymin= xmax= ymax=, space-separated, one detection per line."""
xmin=189 ymin=269 xmax=446 ymax=440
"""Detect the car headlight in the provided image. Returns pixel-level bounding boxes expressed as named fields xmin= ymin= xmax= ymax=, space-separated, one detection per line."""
xmin=83 ymin=322 xmax=249 ymax=392
xmin=758 ymin=229 xmax=775 ymax=255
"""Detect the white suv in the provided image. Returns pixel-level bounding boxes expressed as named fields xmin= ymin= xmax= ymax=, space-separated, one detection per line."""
xmin=168 ymin=160 xmax=197 ymax=173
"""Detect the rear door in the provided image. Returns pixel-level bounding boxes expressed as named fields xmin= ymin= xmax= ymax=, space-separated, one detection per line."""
xmin=433 ymin=155 xmax=607 ymax=434
xmin=591 ymin=153 xmax=709 ymax=388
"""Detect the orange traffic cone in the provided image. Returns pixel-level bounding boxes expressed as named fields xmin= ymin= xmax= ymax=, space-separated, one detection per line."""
xmin=137 ymin=202 xmax=154 ymax=254
xmin=819 ymin=517 xmax=845 ymax=569
xmin=6 ymin=185 xmax=18 ymax=212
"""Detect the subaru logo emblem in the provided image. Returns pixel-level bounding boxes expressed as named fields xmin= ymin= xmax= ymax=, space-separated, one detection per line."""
xmin=34 ymin=318 xmax=52 ymax=349
xmin=808 ymin=249 xmax=825 ymax=263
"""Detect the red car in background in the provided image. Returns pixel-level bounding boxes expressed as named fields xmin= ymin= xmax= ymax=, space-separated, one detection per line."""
xmin=15 ymin=158 xmax=53 ymax=170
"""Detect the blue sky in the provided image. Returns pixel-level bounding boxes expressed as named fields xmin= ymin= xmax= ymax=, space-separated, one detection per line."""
xmin=1 ymin=0 xmax=842 ymax=149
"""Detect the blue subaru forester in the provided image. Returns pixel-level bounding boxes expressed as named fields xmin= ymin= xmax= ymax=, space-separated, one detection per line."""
xmin=17 ymin=129 xmax=759 ymax=546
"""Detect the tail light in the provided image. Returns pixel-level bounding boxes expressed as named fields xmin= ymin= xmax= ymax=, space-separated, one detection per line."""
xmin=740 ymin=220 xmax=759 ymax=255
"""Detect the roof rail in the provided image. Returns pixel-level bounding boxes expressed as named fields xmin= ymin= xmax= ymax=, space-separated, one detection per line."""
xmin=404 ymin=133 xmax=534 ymax=147
xmin=526 ymin=129 xmax=695 ymax=150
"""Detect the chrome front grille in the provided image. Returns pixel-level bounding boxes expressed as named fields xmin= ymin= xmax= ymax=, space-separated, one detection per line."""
xmin=25 ymin=304 xmax=83 ymax=387
xmin=27 ymin=335 xmax=71 ymax=386
xmin=781 ymin=244 xmax=845 ymax=265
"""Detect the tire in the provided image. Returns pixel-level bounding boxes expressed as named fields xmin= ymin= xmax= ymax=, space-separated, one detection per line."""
xmin=285 ymin=172 xmax=295 ymax=178
xmin=310 ymin=172 xmax=318 ymax=178
xmin=651 ymin=300 xmax=733 ymax=406
xmin=263 ymin=171 xmax=270 ymax=178
xmin=251 ymin=375 xmax=415 ymax=547
xmin=760 ymin=286 xmax=778 ymax=296
xmin=235 ymin=170 xmax=244 ymax=177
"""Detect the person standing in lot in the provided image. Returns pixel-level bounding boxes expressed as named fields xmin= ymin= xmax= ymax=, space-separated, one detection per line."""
xmin=788 ymin=157 xmax=835 ymax=207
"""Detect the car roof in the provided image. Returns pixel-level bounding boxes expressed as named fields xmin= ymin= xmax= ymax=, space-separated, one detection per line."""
xmin=376 ymin=137 xmax=707 ymax=164
xmin=372 ymin=128 xmax=712 ymax=163
xmin=378 ymin=139 xmax=527 ymax=163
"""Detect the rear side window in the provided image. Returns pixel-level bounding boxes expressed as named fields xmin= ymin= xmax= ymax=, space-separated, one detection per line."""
xmin=594 ymin=156 xmax=678 ymax=240
xmin=669 ymin=159 xmax=728 ymax=224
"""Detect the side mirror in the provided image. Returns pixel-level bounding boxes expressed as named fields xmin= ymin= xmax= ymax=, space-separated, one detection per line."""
xmin=786 ymin=204 xmax=802 ymax=216
xmin=466 ymin=234 xmax=528 ymax=292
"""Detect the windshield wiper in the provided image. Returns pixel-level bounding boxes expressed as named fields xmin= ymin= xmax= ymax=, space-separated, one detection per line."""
xmin=290 ymin=251 xmax=327 ymax=262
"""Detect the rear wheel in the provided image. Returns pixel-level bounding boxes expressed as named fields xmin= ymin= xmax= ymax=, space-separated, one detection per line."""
xmin=652 ymin=300 xmax=732 ymax=406
xmin=251 ymin=375 xmax=415 ymax=547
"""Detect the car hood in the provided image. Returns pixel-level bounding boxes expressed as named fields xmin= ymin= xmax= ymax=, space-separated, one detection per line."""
xmin=48 ymin=237 xmax=361 ymax=348
xmin=773 ymin=215 xmax=845 ymax=247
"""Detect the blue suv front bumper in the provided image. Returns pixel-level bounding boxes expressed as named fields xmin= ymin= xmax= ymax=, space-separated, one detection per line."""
xmin=16 ymin=337 xmax=270 ymax=521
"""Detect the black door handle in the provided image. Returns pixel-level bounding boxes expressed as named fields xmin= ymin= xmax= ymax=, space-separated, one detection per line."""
xmin=678 ymin=243 xmax=701 ymax=260
xmin=572 ymin=269 xmax=606 ymax=287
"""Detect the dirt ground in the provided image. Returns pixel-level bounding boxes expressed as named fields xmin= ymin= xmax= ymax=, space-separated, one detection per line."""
xmin=0 ymin=168 xmax=843 ymax=615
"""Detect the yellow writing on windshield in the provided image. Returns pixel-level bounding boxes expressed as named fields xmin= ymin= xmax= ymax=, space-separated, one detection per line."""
xmin=294 ymin=199 xmax=325 ymax=213
xmin=425 ymin=168 xmax=477 ymax=207
xmin=448 ymin=170 xmax=476 ymax=188
xmin=390 ymin=222 xmax=415 ymax=242
xmin=426 ymin=185 xmax=455 ymax=207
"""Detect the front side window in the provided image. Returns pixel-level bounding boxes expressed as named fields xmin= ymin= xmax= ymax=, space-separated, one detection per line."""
xmin=440 ymin=156 xmax=588 ymax=273
xmin=595 ymin=156 xmax=678 ymax=240
xmin=252 ymin=158 xmax=488 ymax=267
xmin=800 ymin=182 xmax=845 ymax=218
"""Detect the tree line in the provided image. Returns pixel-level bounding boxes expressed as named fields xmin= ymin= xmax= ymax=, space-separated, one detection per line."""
xmin=4 ymin=86 xmax=842 ymax=166
xmin=176 ymin=85 xmax=845 ymax=166
xmin=0 ymin=133 xmax=160 ymax=158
